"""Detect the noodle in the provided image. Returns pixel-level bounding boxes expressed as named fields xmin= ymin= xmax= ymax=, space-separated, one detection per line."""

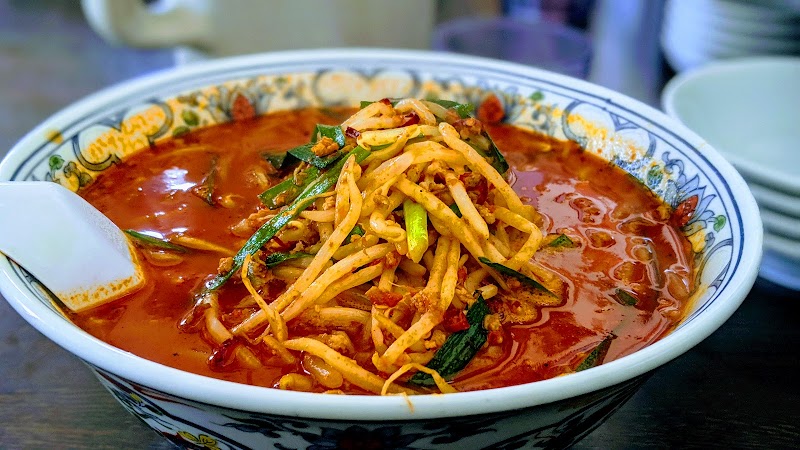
xmin=194 ymin=97 xmax=558 ymax=395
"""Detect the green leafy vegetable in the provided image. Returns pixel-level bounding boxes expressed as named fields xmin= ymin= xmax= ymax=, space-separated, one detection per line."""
xmin=264 ymin=252 xmax=313 ymax=268
xmin=314 ymin=124 xmax=346 ymax=147
xmin=448 ymin=203 xmax=462 ymax=218
xmin=478 ymin=257 xmax=558 ymax=298
xmin=344 ymin=224 xmax=365 ymax=245
xmin=408 ymin=294 xmax=490 ymax=387
xmin=575 ymin=334 xmax=615 ymax=371
xmin=261 ymin=152 xmax=295 ymax=171
xmin=203 ymin=146 xmax=370 ymax=292
xmin=548 ymin=234 xmax=575 ymax=248
xmin=124 ymin=229 xmax=189 ymax=253
xmin=259 ymin=166 xmax=321 ymax=209
xmin=484 ymin=132 xmax=510 ymax=175
xmin=613 ymin=288 xmax=638 ymax=306
xmin=425 ymin=99 xmax=474 ymax=119
xmin=284 ymin=124 xmax=347 ymax=169
xmin=194 ymin=155 xmax=218 ymax=206
xmin=288 ymin=144 xmax=342 ymax=169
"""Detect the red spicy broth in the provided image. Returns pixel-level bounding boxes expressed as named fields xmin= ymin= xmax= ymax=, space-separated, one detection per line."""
xmin=71 ymin=107 xmax=695 ymax=392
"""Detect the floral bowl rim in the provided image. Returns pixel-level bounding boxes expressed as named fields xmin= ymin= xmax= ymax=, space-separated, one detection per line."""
xmin=0 ymin=48 xmax=762 ymax=421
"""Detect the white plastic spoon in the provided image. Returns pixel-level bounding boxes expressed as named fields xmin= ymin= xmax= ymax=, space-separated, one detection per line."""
xmin=0 ymin=181 xmax=145 ymax=312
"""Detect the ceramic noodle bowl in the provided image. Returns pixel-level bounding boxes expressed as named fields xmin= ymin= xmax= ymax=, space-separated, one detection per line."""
xmin=0 ymin=50 xmax=762 ymax=449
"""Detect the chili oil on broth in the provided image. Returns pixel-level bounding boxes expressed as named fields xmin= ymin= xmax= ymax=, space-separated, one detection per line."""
xmin=70 ymin=108 xmax=695 ymax=393
xmin=458 ymin=123 xmax=695 ymax=390
xmin=73 ymin=108 xmax=352 ymax=387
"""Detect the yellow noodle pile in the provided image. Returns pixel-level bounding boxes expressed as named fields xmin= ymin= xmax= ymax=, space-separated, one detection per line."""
xmin=206 ymin=98 xmax=562 ymax=395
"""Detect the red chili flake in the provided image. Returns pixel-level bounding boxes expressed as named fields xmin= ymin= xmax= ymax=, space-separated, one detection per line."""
xmin=379 ymin=98 xmax=392 ymax=105
xmin=345 ymin=126 xmax=361 ymax=138
xmin=231 ymin=93 xmax=256 ymax=121
xmin=672 ymin=195 xmax=699 ymax=227
xmin=477 ymin=93 xmax=505 ymax=125
xmin=457 ymin=266 xmax=467 ymax=284
xmin=443 ymin=307 xmax=470 ymax=332
xmin=400 ymin=111 xmax=420 ymax=127
xmin=368 ymin=289 xmax=403 ymax=307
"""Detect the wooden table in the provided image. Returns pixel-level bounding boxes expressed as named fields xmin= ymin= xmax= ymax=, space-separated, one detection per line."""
xmin=2 ymin=2 xmax=799 ymax=448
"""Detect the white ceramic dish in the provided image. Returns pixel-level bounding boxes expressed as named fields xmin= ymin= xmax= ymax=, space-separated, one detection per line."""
xmin=759 ymin=241 xmax=800 ymax=291
xmin=749 ymin=182 xmax=800 ymax=218
xmin=690 ymin=0 xmax=800 ymax=22
xmin=661 ymin=0 xmax=800 ymax=71
xmin=0 ymin=49 xmax=763 ymax=448
xmin=662 ymin=56 xmax=800 ymax=194
xmin=762 ymin=234 xmax=800 ymax=290
xmin=761 ymin=208 xmax=800 ymax=240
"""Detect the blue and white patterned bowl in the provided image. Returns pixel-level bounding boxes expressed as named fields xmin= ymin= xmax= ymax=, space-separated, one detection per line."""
xmin=0 ymin=49 xmax=762 ymax=449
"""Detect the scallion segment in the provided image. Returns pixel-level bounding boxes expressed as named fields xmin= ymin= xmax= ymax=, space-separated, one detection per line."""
xmin=203 ymin=146 xmax=370 ymax=292
xmin=425 ymin=99 xmax=475 ymax=119
xmin=478 ymin=257 xmax=558 ymax=298
xmin=484 ymin=132 xmax=509 ymax=175
xmin=264 ymin=251 xmax=313 ymax=268
xmin=259 ymin=166 xmax=321 ymax=209
xmin=403 ymin=199 xmax=429 ymax=264
xmin=285 ymin=123 xmax=347 ymax=169
xmin=575 ymin=334 xmax=615 ymax=371
xmin=613 ymin=288 xmax=639 ymax=306
xmin=548 ymin=234 xmax=576 ymax=248
xmin=124 ymin=229 xmax=189 ymax=253
xmin=408 ymin=294 xmax=490 ymax=387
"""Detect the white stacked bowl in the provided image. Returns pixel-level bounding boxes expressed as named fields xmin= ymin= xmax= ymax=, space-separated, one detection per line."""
xmin=663 ymin=56 xmax=800 ymax=289
xmin=662 ymin=0 xmax=800 ymax=72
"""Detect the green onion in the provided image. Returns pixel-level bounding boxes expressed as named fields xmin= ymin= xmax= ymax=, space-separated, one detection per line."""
xmin=124 ymin=229 xmax=189 ymax=253
xmin=478 ymin=257 xmax=558 ymax=298
xmin=314 ymin=124 xmax=346 ymax=147
xmin=344 ymin=224 xmax=365 ymax=245
xmin=548 ymin=234 xmax=575 ymax=248
xmin=575 ymin=334 xmax=615 ymax=371
xmin=408 ymin=294 xmax=490 ymax=387
xmin=285 ymin=123 xmax=347 ymax=169
xmin=613 ymin=288 xmax=638 ymax=306
xmin=264 ymin=251 xmax=313 ymax=268
xmin=194 ymin=154 xmax=218 ymax=206
xmin=260 ymin=123 xmax=350 ymax=207
xmin=448 ymin=203 xmax=462 ymax=218
xmin=484 ymin=133 xmax=509 ymax=175
xmin=258 ymin=166 xmax=321 ymax=209
xmin=403 ymin=199 xmax=429 ymax=264
xmin=425 ymin=99 xmax=474 ymax=119
xmin=203 ymin=146 xmax=370 ymax=292
xmin=288 ymin=144 xmax=342 ymax=169
xmin=261 ymin=152 xmax=294 ymax=171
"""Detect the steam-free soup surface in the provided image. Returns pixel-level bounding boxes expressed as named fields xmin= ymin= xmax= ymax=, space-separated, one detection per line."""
xmin=73 ymin=107 xmax=694 ymax=393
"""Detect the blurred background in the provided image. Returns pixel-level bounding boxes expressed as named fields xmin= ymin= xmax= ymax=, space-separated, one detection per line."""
xmin=4 ymin=0 xmax=800 ymax=155
xmin=0 ymin=0 xmax=666 ymax=153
